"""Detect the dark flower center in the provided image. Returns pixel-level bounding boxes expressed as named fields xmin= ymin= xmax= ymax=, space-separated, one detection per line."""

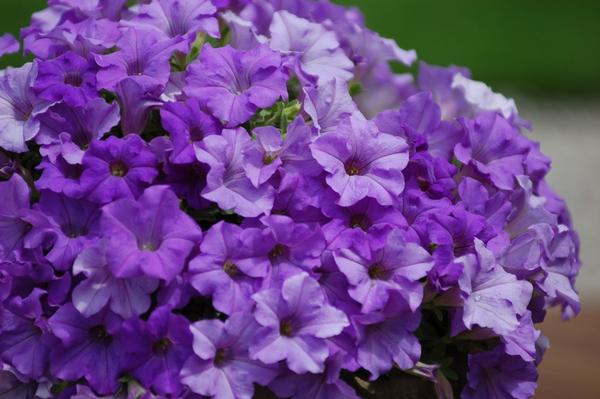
xmin=368 ymin=263 xmax=387 ymax=280
xmin=223 ymin=260 xmax=239 ymax=277
xmin=280 ymin=320 xmax=293 ymax=337
xmin=344 ymin=160 xmax=362 ymax=176
xmin=153 ymin=337 xmax=172 ymax=354
xmin=110 ymin=161 xmax=129 ymax=177
xmin=263 ymin=153 xmax=277 ymax=165
xmin=140 ymin=242 xmax=157 ymax=252
xmin=269 ymin=244 xmax=289 ymax=262
xmin=350 ymin=214 xmax=371 ymax=231
xmin=64 ymin=72 xmax=84 ymax=87
xmin=61 ymin=222 xmax=88 ymax=238
xmin=214 ymin=348 xmax=229 ymax=367
xmin=90 ymin=325 xmax=112 ymax=343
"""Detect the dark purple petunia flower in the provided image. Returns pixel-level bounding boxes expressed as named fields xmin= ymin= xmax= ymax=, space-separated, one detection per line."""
xmin=120 ymin=306 xmax=193 ymax=396
xmin=0 ymin=63 xmax=52 ymax=153
xmin=80 ymin=135 xmax=158 ymax=204
xmin=181 ymin=312 xmax=278 ymax=399
xmin=95 ymin=28 xmax=186 ymax=91
xmin=185 ymin=44 xmax=288 ymax=127
xmin=161 ymin=98 xmax=221 ymax=165
xmin=34 ymin=52 xmax=97 ymax=107
xmin=26 ymin=190 xmax=101 ymax=271
xmin=0 ymin=289 xmax=53 ymax=379
xmin=250 ymin=273 xmax=349 ymax=374
xmin=48 ymin=304 xmax=126 ymax=395
xmin=100 ymin=185 xmax=202 ymax=281
xmin=36 ymin=155 xmax=85 ymax=198
xmin=0 ymin=175 xmax=32 ymax=261
xmin=462 ymin=347 xmax=538 ymax=399
xmin=36 ymin=98 xmax=120 ymax=164
xmin=126 ymin=0 xmax=219 ymax=41
xmin=115 ymin=78 xmax=162 ymax=135
xmin=311 ymin=113 xmax=409 ymax=207
xmin=195 ymin=128 xmax=275 ymax=217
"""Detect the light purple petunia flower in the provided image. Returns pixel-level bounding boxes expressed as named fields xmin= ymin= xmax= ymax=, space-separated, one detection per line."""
xmin=36 ymin=98 xmax=120 ymax=164
xmin=246 ymin=215 xmax=327 ymax=287
xmin=115 ymin=78 xmax=163 ymax=135
xmin=0 ymin=63 xmax=52 ymax=153
xmin=311 ymin=113 xmax=409 ymax=207
xmin=453 ymin=239 xmax=533 ymax=336
xmin=242 ymin=117 xmax=315 ymax=187
xmin=0 ymin=33 xmax=20 ymax=57
xmin=462 ymin=347 xmax=538 ymax=399
xmin=181 ymin=312 xmax=278 ymax=399
xmin=72 ymin=244 xmax=159 ymax=318
xmin=189 ymin=221 xmax=265 ymax=315
xmin=250 ymin=273 xmax=349 ymax=374
xmin=95 ymin=28 xmax=186 ymax=90
xmin=126 ymin=0 xmax=219 ymax=41
xmin=455 ymin=112 xmax=531 ymax=190
xmin=195 ymin=128 xmax=275 ymax=217
xmin=185 ymin=44 xmax=288 ymax=127
xmin=354 ymin=297 xmax=422 ymax=379
xmin=333 ymin=229 xmax=433 ymax=313
xmin=160 ymin=98 xmax=221 ymax=165
xmin=34 ymin=51 xmax=97 ymax=107
xmin=48 ymin=304 xmax=126 ymax=395
xmin=100 ymin=185 xmax=202 ymax=281
xmin=417 ymin=62 xmax=471 ymax=120
xmin=0 ymin=289 xmax=53 ymax=379
xmin=120 ymin=306 xmax=193 ymax=396
xmin=303 ymin=78 xmax=356 ymax=134
xmin=269 ymin=11 xmax=354 ymax=83
xmin=80 ymin=135 xmax=158 ymax=204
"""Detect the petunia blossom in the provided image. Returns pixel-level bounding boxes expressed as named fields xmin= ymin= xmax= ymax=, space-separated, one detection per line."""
xmin=311 ymin=113 xmax=409 ymax=207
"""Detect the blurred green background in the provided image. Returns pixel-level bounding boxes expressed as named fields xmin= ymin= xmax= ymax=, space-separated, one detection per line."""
xmin=1 ymin=0 xmax=599 ymax=97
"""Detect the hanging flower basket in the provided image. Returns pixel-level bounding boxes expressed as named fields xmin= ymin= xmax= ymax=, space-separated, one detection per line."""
xmin=0 ymin=1 xmax=580 ymax=398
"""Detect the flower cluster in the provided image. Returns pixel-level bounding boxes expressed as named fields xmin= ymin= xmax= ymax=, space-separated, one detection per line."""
xmin=0 ymin=1 xmax=580 ymax=399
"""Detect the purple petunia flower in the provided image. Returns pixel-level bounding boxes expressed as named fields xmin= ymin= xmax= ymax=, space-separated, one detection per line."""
xmin=185 ymin=44 xmax=288 ymax=127
xmin=100 ymin=185 xmax=202 ymax=281
xmin=26 ymin=190 xmax=100 ymax=270
xmin=311 ymin=113 xmax=409 ymax=207
xmin=0 ymin=289 xmax=53 ymax=379
xmin=160 ymin=98 xmax=221 ymax=165
xmin=0 ymin=33 xmax=20 ymax=56
xmin=195 ymin=128 xmax=275 ymax=217
xmin=80 ymin=135 xmax=158 ymax=204
xmin=95 ymin=28 xmax=186 ymax=90
xmin=0 ymin=63 xmax=51 ymax=153
xmin=120 ymin=306 xmax=193 ymax=396
xmin=462 ymin=347 xmax=538 ymax=399
xmin=34 ymin=52 xmax=97 ymax=107
xmin=72 ymin=244 xmax=159 ymax=318
xmin=126 ymin=0 xmax=219 ymax=41
xmin=453 ymin=239 xmax=533 ymax=336
xmin=0 ymin=175 xmax=31 ymax=261
xmin=242 ymin=117 xmax=315 ymax=187
xmin=36 ymin=98 xmax=120 ymax=164
xmin=269 ymin=11 xmax=354 ymax=83
xmin=250 ymin=273 xmax=349 ymax=374
xmin=48 ymin=304 xmax=126 ymax=395
xmin=303 ymin=78 xmax=356 ymax=134
xmin=181 ymin=312 xmax=278 ymax=399
xmin=189 ymin=222 xmax=265 ymax=315
xmin=115 ymin=78 xmax=163 ymax=136
xmin=333 ymin=229 xmax=433 ymax=313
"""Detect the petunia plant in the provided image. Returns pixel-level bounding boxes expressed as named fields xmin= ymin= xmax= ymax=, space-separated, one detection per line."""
xmin=0 ymin=1 xmax=581 ymax=399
